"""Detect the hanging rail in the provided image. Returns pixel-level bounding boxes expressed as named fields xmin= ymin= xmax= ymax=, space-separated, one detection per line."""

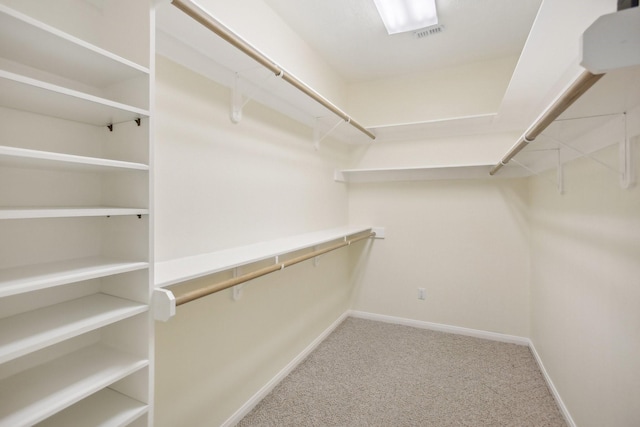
xmin=171 ymin=0 xmax=376 ymax=141
xmin=174 ymin=231 xmax=375 ymax=306
xmin=489 ymin=70 xmax=604 ymax=175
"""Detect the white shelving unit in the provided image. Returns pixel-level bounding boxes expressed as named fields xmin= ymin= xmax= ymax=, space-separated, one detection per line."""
xmin=497 ymin=66 xmax=640 ymax=185
xmin=37 ymin=388 xmax=149 ymax=427
xmin=0 ymin=207 xmax=149 ymax=220
xmin=155 ymin=4 xmax=374 ymax=145
xmin=154 ymin=226 xmax=379 ymax=321
xmin=0 ymin=257 xmax=148 ymax=298
xmin=335 ymin=164 xmax=528 ymax=183
xmin=0 ymin=344 xmax=148 ymax=427
xmin=0 ymin=145 xmax=149 ymax=172
xmin=0 ymin=293 xmax=148 ymax=364
xmin=155 ymin=226 xmax=375 ymax=288
xmin=0 ymin=1 xmax=153 ymax=425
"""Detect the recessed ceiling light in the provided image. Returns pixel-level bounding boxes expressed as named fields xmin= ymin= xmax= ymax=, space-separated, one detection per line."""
xmin=373 ymin=0 xmax=439 ymax=35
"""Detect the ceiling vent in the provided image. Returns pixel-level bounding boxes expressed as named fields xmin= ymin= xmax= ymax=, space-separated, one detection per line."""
xmin=414 ymin=24 xmax=445 ymax=39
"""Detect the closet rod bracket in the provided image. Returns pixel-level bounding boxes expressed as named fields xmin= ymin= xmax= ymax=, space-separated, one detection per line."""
xmin=313 ymin=117 xmax=348 ymax=150
xmin=153 ymin=288 xmax=176 ymax=322
xmin=620 ymin=116 xmax=636 ymax=189
xmin=232 ymin=268 xmax=244 ymax=300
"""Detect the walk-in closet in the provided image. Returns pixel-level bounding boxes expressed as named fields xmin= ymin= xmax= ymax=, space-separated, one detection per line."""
xmin=1 ymin=0 xmax=638 ymax=426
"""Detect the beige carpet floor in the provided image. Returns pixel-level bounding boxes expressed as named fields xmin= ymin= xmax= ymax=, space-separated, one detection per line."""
xmin=238 ymin=317 xmax=567 ymax=426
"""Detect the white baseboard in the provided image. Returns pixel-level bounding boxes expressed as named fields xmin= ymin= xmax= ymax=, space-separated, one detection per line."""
xmin=528 ymin=339 xmax=576 ymax=427
xmin=221 ymin=310 xmax=350 ymax=427
xmin=349 ymin=310 xmax=530 ymax=345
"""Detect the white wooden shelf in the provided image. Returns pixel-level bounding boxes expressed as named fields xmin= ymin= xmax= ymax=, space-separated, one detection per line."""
xmin=0 ymin=145 xmax=148 ymax=172
xmin=155 ymin=226 xmax=374 ymax=288
xmin=0 ymin=70 xmax=149 ymax=127
xmin=0 ymin=293 xmax=147 ymax=364
xmin=0 ymin=257 xmax=148 ymax=298
xmin=0 ymin=4 xmax=149 ymax=89
xmin=0 ymin=207 xmax=149 ymax=220
xmin=335 ymin=164 xmax=528 ymax=183
xmin=0 ymin=343 xmax=148 ymax=427
xmin=36 ymin=388 xmax=148 ymax=427
xmin=0 ymin=2 xmax=153 ymax=424
xmin=156 ymin=8 xmax=374 ymax=145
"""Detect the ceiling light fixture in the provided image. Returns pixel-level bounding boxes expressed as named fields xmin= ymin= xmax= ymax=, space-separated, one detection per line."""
xmin=373 ymin=0 xmax=439 ymax=35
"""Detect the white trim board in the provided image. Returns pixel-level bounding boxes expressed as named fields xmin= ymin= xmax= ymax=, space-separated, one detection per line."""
xmin=528 ymin=339 xmax=576 ymax=427
xmin=349 ymin=310 xmax=530 ymax=345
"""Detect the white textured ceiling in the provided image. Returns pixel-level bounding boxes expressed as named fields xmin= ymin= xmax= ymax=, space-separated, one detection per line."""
xmin=263 ymin=0 xmax=543 ymax=83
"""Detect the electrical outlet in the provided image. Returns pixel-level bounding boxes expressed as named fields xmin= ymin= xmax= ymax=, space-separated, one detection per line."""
xmin=418 ymin=288 xmax=426 ymax=300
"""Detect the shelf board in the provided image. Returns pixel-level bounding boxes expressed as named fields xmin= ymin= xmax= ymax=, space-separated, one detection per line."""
xmin=156 ymin=11 xmax=374 ymax=145
xmin=0 ymin=257 xmax=148 ymax=298
xmin=155 ymin=226 xmax=373 ymax=287
xmin=36 ymin=388 xmax=148 ymax=427
xmin=0 ymin=207 xmax=149 ymax=220
xmin=0 ymin=70 xmax=149 ymax=127
xmin=0 ymin=4 xmax=149 ymax=89
xmin=0 ymin=145 xmax=148 ymax=172
xmin=0 ymin=293 xmax=147 ymax=364
xmin=0 ymin=343 xmax=148 ymax=427
xmin=335 ymin=164 xmax=529 ymax=183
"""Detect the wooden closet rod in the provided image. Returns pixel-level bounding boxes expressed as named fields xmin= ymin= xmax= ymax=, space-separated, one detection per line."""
xmin=174 ymin=232 xmax=376 ymax=306
xmin=489 ymin=70 xmax=604 ymax=175
xmin=171 ymin=0 xmax=377 ymax=141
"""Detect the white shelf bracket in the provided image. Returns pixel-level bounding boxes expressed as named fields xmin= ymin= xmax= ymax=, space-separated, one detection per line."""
xmin=620 ymin=113 xmax=636 ymax=189
xmin=557 ymin=149 xmax=565 ymax=195
xmin=153 ymin=288 xmax=176 ymax=322
xmin=230 ymin=70 xmax=283 ymax=124
xmin=511 ymin=158 xmax=560 ymax=193
xmin=313 ymin=246 xmax=320 ymax=267
xmin=232 ymin=268 xmax=244 ymax=301
xmin=230 ymin=73 xmax=244 ymax=124
xmin=546 ymin=122 xmax=633 ymax=188
xmin=371 ymin=227 xmax=386 ymax=239
xmin=314 ymin=117 xmax=349 ymax=151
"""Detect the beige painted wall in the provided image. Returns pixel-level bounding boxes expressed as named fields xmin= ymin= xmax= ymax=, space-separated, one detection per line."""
xmin=153 ymin=56 xmax=356 ymax=426
xmin=154 ymin=56 xmax=349 ymax=261
xmin=348 ymin=132 xmax=520 ymax=170
xmin=347 ymin=56 xmax=518 ymax=127
xmin=529 ymin=137 xmax=640 ymax=426
xmin=348 ymin=177 xmax=531 ymax=337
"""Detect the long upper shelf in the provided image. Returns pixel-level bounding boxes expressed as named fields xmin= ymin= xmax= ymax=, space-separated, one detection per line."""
xmin=336 ymin=164 xmax=528 ymax=183
xmin=0 ymin=256 xmax=149 ymax=298
xmin=0 ymin=70 xmax=149 ymax=126
xmin=0 ymin=343 xmax=148 ymax=427
xmin=0 ymin=207 xmax=149 ymax=220
xmin=36 ymin=388 xmax=148 ymax=427
xmin=0 ymin=293 xmax=147 ymax=364
xmin=0 ymin=145 xmax=149 ymax=172
xmin=155 ymin=226 xmax=375 ymax=288
xmin=0 ymin=4 xmax=149 ymax=88
xmin=156 ymin=1 xmax=376 ymax=145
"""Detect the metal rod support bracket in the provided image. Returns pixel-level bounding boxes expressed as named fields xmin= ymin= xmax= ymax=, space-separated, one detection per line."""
xmin=153 ymin=288 xmax=176 ymax=322
xmin=232 ymin=268 xmax=244 ymax=300
xmin=314 ymin=117 xmax=346 ymax=150
xmin=557 ymin=149 xmax=565 ymax=195
xmin=620 ymin=113 xmax=636 ymax=189
xmin=313 ymin=246 xmax=320 ymax=267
